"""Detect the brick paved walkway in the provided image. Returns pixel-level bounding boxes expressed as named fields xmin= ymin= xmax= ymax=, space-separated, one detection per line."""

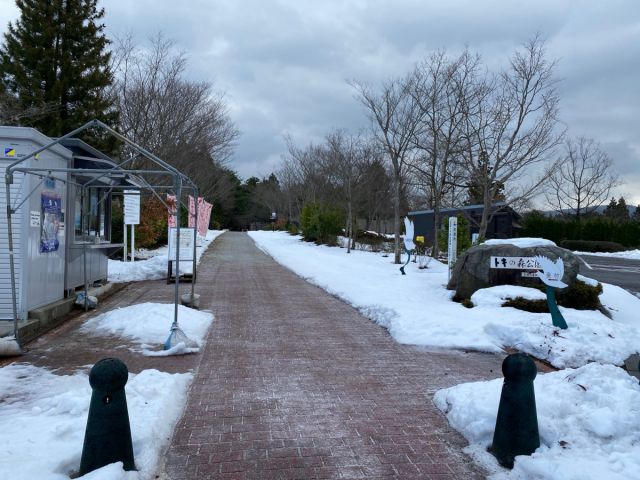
xmin=160 ymin=232 xmax=503 ymax=479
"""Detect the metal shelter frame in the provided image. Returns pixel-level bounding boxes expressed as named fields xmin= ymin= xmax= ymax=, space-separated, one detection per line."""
xmin=4 ymin=119 xmax=200 ymax=345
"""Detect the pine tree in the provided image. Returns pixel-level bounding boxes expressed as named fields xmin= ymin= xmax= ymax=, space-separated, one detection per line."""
xmin=604 ymin=196 xmax=630 ymax=221
xmin=617 ymin=196 xmax=629 ymax=220
xmin=0 ymin=0 xmax=116 ymax=136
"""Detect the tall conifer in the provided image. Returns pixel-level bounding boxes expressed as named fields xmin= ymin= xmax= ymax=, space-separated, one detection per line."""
xmin=0 ymin=0 xmax=116 ymax=136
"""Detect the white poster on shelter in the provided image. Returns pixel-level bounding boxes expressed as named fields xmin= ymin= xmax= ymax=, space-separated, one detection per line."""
xmin=168 ymin=227 xmax=195 ymax=261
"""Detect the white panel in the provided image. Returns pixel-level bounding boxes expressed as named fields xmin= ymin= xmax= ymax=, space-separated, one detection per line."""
xmin=0 ymin=164 xmax=23 ymax=320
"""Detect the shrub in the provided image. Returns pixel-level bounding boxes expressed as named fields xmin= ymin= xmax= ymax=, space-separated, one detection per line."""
xmin=502 ymin=279 xmax=603 ymax=313
xmin=519 ymin=211 xmax=640 ymax=248
xmin=556 ymin=279 xmax=603 ymax=310
xmin=502 ymin=297 xmax=548 ymax=313
xmin=288 ymin=224 xmax=299 ymax=235
xmin=135 ymin=196 xmax=169 ymax=249
xmin=559 ymin=239 xmax=625 ymax=253
xmin=300 ymin=202 xmax=344 ymax=245
xmin=437 ymin=213 xmax=471 ymax=256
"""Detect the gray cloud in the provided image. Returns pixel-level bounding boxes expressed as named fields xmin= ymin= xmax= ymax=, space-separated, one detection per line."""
xmin=2 ymin=0 xmax=639 ymax=203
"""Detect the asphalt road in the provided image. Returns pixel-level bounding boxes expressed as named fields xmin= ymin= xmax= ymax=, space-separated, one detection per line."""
xmin=577 ymin=254 xmax=640 ymax=296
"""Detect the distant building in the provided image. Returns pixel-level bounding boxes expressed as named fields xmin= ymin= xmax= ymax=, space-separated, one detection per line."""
xmin=408 ymin=202 xmax=521 ymax=245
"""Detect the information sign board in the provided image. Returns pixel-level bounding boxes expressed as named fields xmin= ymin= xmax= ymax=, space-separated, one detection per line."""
xmin=168 ymin=227 xmax=195 ymax=261
xmin=123 ymin=190 xmax=140 ymax=225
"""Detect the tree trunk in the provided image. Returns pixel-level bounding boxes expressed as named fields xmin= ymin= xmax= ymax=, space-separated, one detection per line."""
xmin=432 ymin=205 xmax=440 ymax=258
xmin=478 ymin=196 xmax=491 ymax=241
xmin=393 ymin=175 xmax=401 ymax=264
xmin=346 ymin=201 xmax=352 ymax=253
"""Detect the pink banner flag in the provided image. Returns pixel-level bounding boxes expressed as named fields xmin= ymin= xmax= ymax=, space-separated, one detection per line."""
xmin=197 ymin=199 xmax=213 ymax=236
xmin=188 ymin=195 xmax=196 ymax=228
xmin=167 ymin=195 xmax=177 ymax=228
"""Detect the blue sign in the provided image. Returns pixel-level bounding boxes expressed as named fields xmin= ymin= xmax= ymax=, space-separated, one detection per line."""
xmin=40 ymin=191 xmax=62 ymax=253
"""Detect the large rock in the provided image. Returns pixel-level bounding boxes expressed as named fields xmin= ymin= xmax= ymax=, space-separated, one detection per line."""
xmin=447 ymin=241 xmax=581 ymax=300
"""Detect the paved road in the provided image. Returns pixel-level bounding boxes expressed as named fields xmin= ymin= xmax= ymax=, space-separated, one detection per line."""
xmin=577 ymin=254 xmax=640 ymax=296
xmin=160 ymin=232 xmax=503 ymax=479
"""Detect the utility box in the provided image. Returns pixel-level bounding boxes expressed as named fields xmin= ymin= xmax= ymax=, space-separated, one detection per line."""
xmin=0 ymin=127 xmax=72 ymax=320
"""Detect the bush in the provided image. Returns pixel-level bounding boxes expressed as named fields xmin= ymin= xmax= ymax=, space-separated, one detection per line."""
xmin=354 ymin=230 xmax=393 ymax=250
xmin=300 ymin=202 xmax=344 ymax=245
xmin=288 ymin=224 xmax=299 ymax=235
xmin=135 ymin=196 xmax=169 ymax=249
xmin=502 ymin=297 xmax=548 ymax=313
xmin=502 ymin=279 xmax=603 ymax=313
xmin=437 ymin=213 xmax=471 ymax=256
xmin=519 ymin=211 xmax=640 ymax=248
xmin=559 ymin=239 xmax=625 ymax=253
xmin=556 ymin=279 xmax=603 ymax=310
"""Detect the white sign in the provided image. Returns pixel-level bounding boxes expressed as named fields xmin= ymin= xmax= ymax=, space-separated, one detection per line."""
xmin=168 ymin=227 xmax=195 ymax=261
xmin=123 ymin=190 xmax=140 ymax=225
xmin=30 ymin=210 xmax=40 ymax=227
xmin=535 ymin=255 xmax=567 ymax=288
xmin=490 ymin=256 xmax=541 ymax=270
xmin=447 ymin=216 xmax=458 ymax=279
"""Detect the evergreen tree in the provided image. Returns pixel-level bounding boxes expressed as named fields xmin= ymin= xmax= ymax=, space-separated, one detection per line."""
xmin=633 ymin=205 xmax=640 ymax=222
xmin=604 ymin=196 xmax=630 ymax=221
xmin=0 ymin=0 xmax=116 ymax=136
xmin=617 ymin=196 xmax=629 ymax=220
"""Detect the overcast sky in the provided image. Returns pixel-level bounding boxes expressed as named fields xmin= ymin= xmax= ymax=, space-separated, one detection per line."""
xmin=1 ymin=0 xmax=639 ymax=205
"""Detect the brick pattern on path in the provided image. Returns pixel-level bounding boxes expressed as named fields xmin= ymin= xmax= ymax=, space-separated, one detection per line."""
xmin=161 ymin=232 xmax=503 ymax=479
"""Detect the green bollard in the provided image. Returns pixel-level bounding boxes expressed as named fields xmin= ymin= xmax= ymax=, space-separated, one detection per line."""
xmin=79 ymin=358 xmax=135 ymax=475
xmin=489 ymin=353 xmax=540 ymax=469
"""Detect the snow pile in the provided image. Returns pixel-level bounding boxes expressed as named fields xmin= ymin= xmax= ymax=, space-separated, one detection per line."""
xmin=82 ymin=302 xmax=213 ymax=351
xmin=0 ymin=363 xmax=191 ymax=480
xmin=434 ymin=363 xmax=640 ymax=479
xmin=108 ymin=230 xmax=223 ymax=283
xmin=470 ymin=285 xmax=546 ymax=307
xmin=574 ymin=249 xmax=640 ymax=260
xmin=248 ymin=232 xmax=640 ymax=368
xmin=483 ymin=237 xmax=557 ymax=248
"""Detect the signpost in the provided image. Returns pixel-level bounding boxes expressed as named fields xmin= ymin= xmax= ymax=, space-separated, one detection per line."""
xmin=123 ymin=190 xmax=140 ymax=262
xmin=489 ymin=254 xmax=568 ymax=329
xmin=447 ymin=216 xmax=458 ymax=281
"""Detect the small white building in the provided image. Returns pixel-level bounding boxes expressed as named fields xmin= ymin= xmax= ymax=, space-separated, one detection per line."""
xmin=0 ymin=126 xmax=125 ymax=324
xmin=1 ymin=126 xmax=71 ymax=321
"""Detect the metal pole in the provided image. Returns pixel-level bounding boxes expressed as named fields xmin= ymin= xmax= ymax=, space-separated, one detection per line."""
xmin=131 ymin=225 xmax=135 ymax=262
xmin=173 ymin=176 xmax=182 ymax=328
xmin=191 ymin=188 xmax=198 ymax=299
xmin=83 ymin=186 xmax=89 ymax=312
xmin=5 ymin=173 xmax=20 ymax=343
xmin=123 ymin=218 xmax=128 ymax=262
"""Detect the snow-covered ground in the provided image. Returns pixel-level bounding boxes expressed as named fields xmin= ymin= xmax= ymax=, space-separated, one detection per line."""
xmin=434 ymin=363 xmax=640 ymax=479
xmin=249 ymin=231 xmax=640 ymax=368
xmin=573 ymin=249 xmax=640 ymax=260
xmin=0 ymin=364 xmax=191 ymax=480
xmin=108 ymin=230 xmax=224 ymax=283
xmin=0 ymin=225 xmax=219 ymax=480
xmin=0 ymin=301 xmax=213 ymax=479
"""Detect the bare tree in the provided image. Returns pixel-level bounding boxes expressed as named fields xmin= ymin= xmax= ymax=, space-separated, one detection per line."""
xmin=461 ymin=35 xmax=564 ymax=239
xmin=545 ymin=136 xmax=620 ymax=219
xmin=408 ymin=49 xmax=479 ymax=255
xmin=351 ymin=75 xmax=423 ymax=263
xmin=112 ymin=33 xmax=239 ymax=190
xmin=323 ymin=129 xmax=369 ymax=252
xmin=280 ymin=135 xmax=332 ymax=209
xmin=357 ymin=152 xmax=393 ymax=233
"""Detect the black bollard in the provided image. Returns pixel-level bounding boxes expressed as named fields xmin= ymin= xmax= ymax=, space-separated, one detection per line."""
xmin=79 ymin=358 xmax=135 ymax=475
xmin=489 ymin=353 xmax=540 ymax=469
